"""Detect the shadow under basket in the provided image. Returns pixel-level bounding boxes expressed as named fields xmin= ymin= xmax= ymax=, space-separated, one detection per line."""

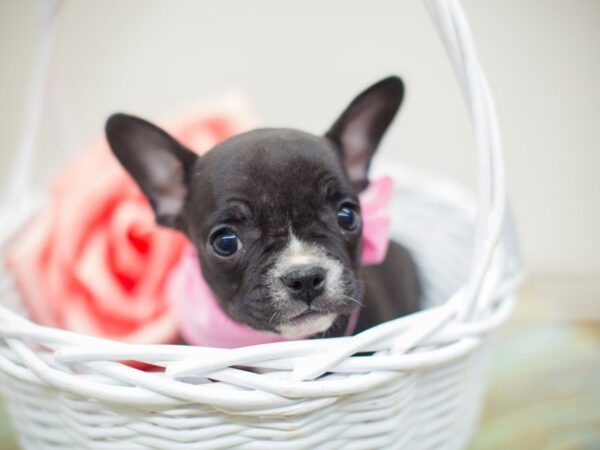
xmin=0 ymin=0 xmax=523 ymax=448
xmin=0 ymin=165 xmax=521 ymax=450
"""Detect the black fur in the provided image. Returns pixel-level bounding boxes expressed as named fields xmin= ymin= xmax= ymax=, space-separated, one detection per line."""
xmin=106 ymin=76 xmax=419 ymax=335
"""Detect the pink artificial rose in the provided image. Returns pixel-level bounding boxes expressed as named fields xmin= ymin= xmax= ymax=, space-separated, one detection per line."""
xmin=7 ymin=101 xmax=251 ymax=343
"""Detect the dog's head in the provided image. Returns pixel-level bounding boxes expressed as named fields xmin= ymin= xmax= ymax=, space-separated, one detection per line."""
xmin=106 ymin=76 xmax=403 ymax=337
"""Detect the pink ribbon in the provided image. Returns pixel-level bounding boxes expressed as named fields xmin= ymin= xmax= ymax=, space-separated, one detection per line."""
xmin=359 ymin=176 xmax=394 ymax=265
xmin=165 ymin=176 xmax=394 ymax=347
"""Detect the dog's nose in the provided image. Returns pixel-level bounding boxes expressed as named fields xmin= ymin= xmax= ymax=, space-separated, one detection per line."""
xmin=280 ymin=266 xmax=327 ymax=303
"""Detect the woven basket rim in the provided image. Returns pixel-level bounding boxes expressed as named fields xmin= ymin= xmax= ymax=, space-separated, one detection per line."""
xmin=0 ymin=163 xmax=489 ymax=353
xmin=0 ymin=166 xmax=520 ymax=413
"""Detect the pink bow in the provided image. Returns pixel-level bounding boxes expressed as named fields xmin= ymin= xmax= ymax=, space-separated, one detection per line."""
xmin=358 ymin=176 xmax=394 ymax=265
xmin=165 ymin=176 xmax=394 ymax=347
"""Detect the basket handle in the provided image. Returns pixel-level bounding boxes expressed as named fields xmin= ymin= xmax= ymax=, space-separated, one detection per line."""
xmin=3 ymin=0 xmax=516 ymax=381
xmin=426 ymin=0 xmax=509 ymax=319
xmin=0 ymin=0 xmax=63 ymax=244
xmin=292 ymin=0 xmax=512 ymax=381
xmin=3 ymin=0 xmax=507 ymax=289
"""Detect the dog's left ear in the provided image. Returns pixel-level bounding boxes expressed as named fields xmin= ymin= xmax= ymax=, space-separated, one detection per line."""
xmin=105 ymin=113 xmax=197 ymax=231
xmin=326 ymin=76 xmax=404 ymax=191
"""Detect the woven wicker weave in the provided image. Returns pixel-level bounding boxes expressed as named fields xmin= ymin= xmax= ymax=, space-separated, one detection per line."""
xmin=0 ymin=1 xmax=522 ymax=448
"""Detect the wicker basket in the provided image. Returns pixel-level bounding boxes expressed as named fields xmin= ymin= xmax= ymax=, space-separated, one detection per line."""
xmin=0 ymin=1 xmax=523 ymax=448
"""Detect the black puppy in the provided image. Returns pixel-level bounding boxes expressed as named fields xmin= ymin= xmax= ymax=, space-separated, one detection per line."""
xmin=106 ymin=76 xmax=419 ymax=339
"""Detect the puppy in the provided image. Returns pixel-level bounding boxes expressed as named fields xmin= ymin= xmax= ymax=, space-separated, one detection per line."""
xmin=105 ymin=76 xmax=419 ymax=339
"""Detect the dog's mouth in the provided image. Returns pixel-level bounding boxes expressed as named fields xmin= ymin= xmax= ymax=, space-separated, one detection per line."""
xmin=287 ymin=310 xmax=329 ymax=325
xmin=275 ymin=310 xmax=338 ymax=338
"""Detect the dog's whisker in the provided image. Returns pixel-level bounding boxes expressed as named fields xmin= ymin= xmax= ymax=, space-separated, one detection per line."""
xmin=341 ymin=294 xmax=365 ymax=308
xmin=268 ymin=311 xmax=280 ymax=327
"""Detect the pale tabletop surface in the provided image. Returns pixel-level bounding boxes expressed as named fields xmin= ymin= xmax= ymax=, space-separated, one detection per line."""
xmin=1 ymin=281 xmax=598 ymax=449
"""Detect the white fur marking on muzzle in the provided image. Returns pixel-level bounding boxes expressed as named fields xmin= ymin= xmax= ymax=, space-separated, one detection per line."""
xmin=267 ymin=232 xmax=345 ymax=336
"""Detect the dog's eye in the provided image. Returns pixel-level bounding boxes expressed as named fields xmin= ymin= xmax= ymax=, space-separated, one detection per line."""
xmin=211 ymin=229 xmax=241 ymax=256
xmin=337 ymin=204 xmax=359 ymax=231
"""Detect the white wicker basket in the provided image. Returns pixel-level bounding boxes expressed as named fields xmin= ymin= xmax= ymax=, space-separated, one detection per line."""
xmin=0 ymin=1 xmax=523 ymax=449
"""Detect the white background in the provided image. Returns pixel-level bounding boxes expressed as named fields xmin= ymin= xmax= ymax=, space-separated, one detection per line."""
xmin=1 ymin=0 xmax=599 ymax=281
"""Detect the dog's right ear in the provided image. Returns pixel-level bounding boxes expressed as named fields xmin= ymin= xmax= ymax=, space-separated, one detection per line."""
xmin=326 ymin=76 xmax=404 ymax=192
xmin=105 ymin=113 xmax=197 ymax=231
